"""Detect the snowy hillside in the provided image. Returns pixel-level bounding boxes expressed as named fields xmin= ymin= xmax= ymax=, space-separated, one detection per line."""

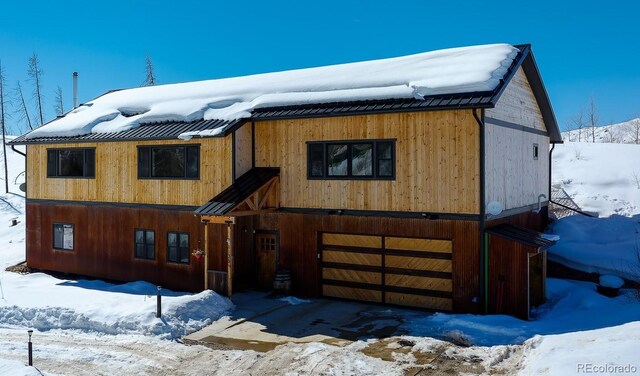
xmin=562 ymin=117 xmax=640 ymax=144
xmin=552 ymin=142 xmax=640 ymax=217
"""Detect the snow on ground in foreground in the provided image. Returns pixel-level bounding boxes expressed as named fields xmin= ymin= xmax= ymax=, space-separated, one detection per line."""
xmin=552 ymin=142 xmax=640 ymax=217
xmin=0 ymin=359 xmax=41 ymax=376
xmin=519 ymin=321 xmax=640 ymax=376
xmin=0 ymin=273 xmax=233 ymax=339
xmin=26 ymin=44 xmax=517 ymax=139
xmin=402 ymin=278 xmax=640 ymax=346
xmin=547 ymin=215 xmax=640 ymax=280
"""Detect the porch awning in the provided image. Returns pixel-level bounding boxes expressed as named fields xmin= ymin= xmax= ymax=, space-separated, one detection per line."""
xmin=195 ymin=167 xmax=280 ymax=216
xmin=486 ymin=224 xmax=555 ymax=252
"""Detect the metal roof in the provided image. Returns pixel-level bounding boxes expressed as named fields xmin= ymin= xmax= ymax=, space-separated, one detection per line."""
xmin=9 ymin=44 xmax=562 ymax=145
xmin=9 ymin=119 xmax=240 ymax=145
xmin=486 ymin=223 xmax=555 ymax=251
xmin=251 ymin=93 xmax=496 ymax=120
xmin=195 ymin=167 xmax=280 ymax=216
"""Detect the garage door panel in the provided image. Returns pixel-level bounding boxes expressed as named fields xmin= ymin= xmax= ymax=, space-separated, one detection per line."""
xmin=322 ymin=233 xmax=382 ymax=248
xmin=323 ymin=250 xmax=381 ymax=266
xmin=323 ymin=285 xmax=382 ymax=303
xmin=385 ymin=237 xmax=452 ymax=253
xmin=321 ymin=233 xmax=453 ymax=312
xmin=385 ymin=292 xmax=452 ymax=311
xmin=385 ymin=274 xmax=452 ymax=292
xmin=323 ymin=268 xmax=382 ymax=284
xmin=385 ymin=256 xmax=452 ymax=272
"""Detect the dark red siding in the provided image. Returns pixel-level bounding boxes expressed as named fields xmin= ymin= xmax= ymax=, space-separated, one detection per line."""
xmin=27 ymin=202 xmax=211 ymax=292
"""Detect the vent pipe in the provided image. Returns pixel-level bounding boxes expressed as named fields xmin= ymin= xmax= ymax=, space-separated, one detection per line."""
xmin=72 ymin=72 xmax=78 ymax=108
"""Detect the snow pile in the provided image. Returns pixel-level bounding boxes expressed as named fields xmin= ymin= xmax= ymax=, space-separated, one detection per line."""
xmin=25 ymin=44 xmax=518 ymax=140
xmin=518 ymin=321 xmax=640 ymax=376
xmin=562 ymin=117 xmax=640 ymax=144
xmin=0 ymin=359 xmax=41 ymax=376
xmin=0 ymin=273 xmax=233 ymax=339
xmin=547 ymin=215 xmax=640 ymax=281
xmin=402 ymin=278 xmax=640 ymax=346
xmin=552 ymin=142 xmax=640 ymax=217
xmin=599 ymin=275 xmax=625 ymax=289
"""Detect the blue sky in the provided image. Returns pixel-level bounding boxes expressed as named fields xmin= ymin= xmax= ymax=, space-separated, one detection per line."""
xmin=1 ymin=1 xmax=639 ymax=133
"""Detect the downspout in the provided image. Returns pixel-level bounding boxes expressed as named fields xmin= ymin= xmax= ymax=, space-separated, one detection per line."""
xmin=472 ymin=108 xmax=486 ymax=313
xmin=548 ymin=143 xmax=555 ymax=212
xmin=11 ymin=145 xmax=26 ymax=157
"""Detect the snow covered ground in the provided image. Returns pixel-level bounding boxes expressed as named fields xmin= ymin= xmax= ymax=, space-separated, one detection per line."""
xmin=552 ymin=142 xmax=640 ymax=217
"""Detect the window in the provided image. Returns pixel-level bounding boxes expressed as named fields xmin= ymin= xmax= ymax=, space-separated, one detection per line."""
xmin=167 ymin=232 xmax=189 ymax=264
xmin=134 ymin=229 xmax=155 ymax=260
xmin=47 ymin=148 xmax=95 ymax=178
xmin=533 ymin=143 xmax=539 ymax=160
xmin=53 ymin=223 xmax=74 ymax=251
xmin=307 ymin=140 xmax=395 ymax=180
xmin=138 ymin=145 xmax=199 ymax=179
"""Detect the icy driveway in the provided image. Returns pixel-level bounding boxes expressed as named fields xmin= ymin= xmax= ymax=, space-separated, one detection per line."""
xmin=185 ymin=291 xmax=421 ymax=351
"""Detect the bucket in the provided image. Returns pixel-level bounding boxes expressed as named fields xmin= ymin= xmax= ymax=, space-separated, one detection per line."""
xmin=273 ymin=268 xmax=292 ymax=294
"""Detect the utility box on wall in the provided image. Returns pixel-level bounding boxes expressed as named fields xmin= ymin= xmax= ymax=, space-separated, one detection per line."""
xmin=486 ymin=224 xmax=554 ymax=320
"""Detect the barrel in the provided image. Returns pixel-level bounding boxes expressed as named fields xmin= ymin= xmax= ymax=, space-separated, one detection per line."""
xmin=273 ymin=268 xmax=292 ymax=294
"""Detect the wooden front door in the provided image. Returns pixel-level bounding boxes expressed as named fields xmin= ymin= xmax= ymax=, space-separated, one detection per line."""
xmin=256 ymin=232 xmax=278 ymax=289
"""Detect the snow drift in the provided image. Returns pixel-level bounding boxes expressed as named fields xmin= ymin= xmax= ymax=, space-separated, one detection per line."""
xmin=0 ymin=273 xmax=233 ymax=339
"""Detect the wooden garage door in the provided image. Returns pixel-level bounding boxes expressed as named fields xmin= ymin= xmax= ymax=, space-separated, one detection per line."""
xmin=321 ymin=233 xmax=453 ymax=311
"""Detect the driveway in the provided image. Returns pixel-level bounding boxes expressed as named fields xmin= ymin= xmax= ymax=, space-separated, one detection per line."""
xmin=184 ymin=291 xmax=424 ymax=351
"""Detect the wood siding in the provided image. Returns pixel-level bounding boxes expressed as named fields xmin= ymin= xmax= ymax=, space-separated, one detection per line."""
xmin=26 ymin=201 xmax=209 ymax=291
xmin=485 ymin=125 xmax=549 ymax=210
xmin=234 ymin=122 xmax=253 ymax=179
xmin=253 ymin=111 xmax=480 ymax=214
xmin=484 ymin=66 xmax=550 ymax=211
xmin=485 ymin=67 xmax=545 ymax=131
xmin=26 ymin=137 xmax=232 ymax=206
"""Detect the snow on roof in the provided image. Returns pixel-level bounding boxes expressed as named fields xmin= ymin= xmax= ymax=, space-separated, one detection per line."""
xmin=26 ymin=44 xmax=518 ymax=140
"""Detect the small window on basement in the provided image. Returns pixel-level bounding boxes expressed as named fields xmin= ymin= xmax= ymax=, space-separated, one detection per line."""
xmin=53 ymin=223 xmax=74 ymax=251
xmin=167 ymin=232 xmax=189 ymax=264
xmin=47 ymin=148 xmax=95 ymax=178
xmin=533 ymin=143 xmax=539 ymax=160
xmin=134 ymin=229 xmax=155 ymax=260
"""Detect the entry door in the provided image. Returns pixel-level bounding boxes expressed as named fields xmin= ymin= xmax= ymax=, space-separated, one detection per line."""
xmin=256 ymin=232 xmax=278 ymax=289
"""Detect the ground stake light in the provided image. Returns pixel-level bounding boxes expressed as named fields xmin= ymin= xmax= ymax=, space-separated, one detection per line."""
xmin=27 ymin=329 xmax=33 ymax=366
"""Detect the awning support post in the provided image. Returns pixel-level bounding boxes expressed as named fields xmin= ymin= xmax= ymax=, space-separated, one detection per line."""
xmin=226 ymin=221 xmax=234 ymax=296
xmin=203 ymin=219 xmax=209 ymax=290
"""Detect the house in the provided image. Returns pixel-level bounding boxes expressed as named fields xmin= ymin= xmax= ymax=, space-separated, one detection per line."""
xmin=9 ymin=43 xmax=561 ymax=319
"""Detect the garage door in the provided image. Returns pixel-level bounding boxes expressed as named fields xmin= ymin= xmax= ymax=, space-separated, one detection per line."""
xmin=321 ymin=233 xmax=453 ymax=311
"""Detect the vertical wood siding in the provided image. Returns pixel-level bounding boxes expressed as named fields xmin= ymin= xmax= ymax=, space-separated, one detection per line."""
xmin=253 ymin=111 xmax=480 ymax=214
xmin=26 ymin=137 xmax=232 ymax=206
xmin=484 ymin=66 xmax=550 ymax=211
xmin=485 ymin=67 xmax=545 ymax=130
xmin=26 ymin=202 xmax=209 ymax=291
xmin=234 ymin=123 xmax=253 ymax=179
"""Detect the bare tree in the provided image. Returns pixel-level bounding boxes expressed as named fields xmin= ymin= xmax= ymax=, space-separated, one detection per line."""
xmin=142 ymin=54 xmax=157 ymax=86
xmin=568 ymin=108 xmax=586 ymax=142
xmin=630 ymin=118 xmax=640 ymax=145
xmin=27 ymin=53 xmax=45 ymax=126
xmin=587 ymin=96 xmax=598 ymax=143
xmin=54 ymin=85 xmax=64 ymax=116
xmin=14 ymin=81 xmax=33 ymax=131
xmin=0 ymin=60 xmax=9 ymax=192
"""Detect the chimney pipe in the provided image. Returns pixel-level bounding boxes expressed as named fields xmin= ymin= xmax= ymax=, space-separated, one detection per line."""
xmin=73 ymin=72 xmax=78 ymax=108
